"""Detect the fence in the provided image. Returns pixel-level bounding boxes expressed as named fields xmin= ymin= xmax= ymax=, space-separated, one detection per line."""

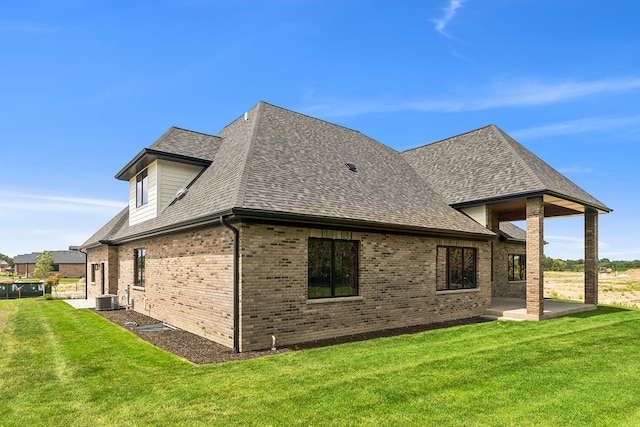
xmin=0 ymin=282 xmax=51 ymax=299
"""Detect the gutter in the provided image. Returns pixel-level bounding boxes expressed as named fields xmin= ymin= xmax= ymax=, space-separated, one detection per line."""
xmin=220 ymin=215 xmax=240 ymax=353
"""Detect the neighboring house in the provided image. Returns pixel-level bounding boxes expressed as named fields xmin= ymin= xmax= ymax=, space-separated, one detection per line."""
xmin=81 ymin=101 xmax=611 ymax=352
xmin=0 ymin=260 xmax=9 ymax=273
xmin=14 ymin=249 xmax=86 ymax=278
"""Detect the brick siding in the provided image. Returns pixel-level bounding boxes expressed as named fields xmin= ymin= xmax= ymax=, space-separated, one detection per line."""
xmin=239 ymin=223 xmax=491 ymax=351
xmin=86 ymin=221 xmax=492 ymax=352
xmin=492 ymin=241 xmax=527 ymax=298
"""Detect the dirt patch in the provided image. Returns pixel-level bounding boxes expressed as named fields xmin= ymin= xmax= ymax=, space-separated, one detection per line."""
xmin=545 ymin=270 xmax=640 ymax=308
xmin=92 ymin=308 xmax=490 ymax=364
xmin=92 ymin=308 xmax=286 ymax=364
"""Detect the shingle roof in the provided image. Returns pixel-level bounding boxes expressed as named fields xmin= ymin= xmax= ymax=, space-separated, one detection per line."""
xmin=402 ymin=124 xmax=611 ymax=212
xmin=13 ymin=250 xmax=86 ymax=264
xmin=499 ymin=222 xmax=526 ymax=242
xmin=115 ymin=127 xmax=219 ymax=181
xmin=148 ymin=126 xmax=221 ymax=161
xmin=82 ymin=102 xmax=495 ymax=247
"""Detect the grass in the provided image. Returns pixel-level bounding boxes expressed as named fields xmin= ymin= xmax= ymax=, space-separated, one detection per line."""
xmin=2 ymin=301 xmax=640 ymax=426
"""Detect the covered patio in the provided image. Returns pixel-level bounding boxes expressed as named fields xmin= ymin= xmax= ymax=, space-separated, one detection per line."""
xmin=403 ymin=124 xmax=612 ymax=320
xmin=478 ymin=192 xmax=611 ymax=320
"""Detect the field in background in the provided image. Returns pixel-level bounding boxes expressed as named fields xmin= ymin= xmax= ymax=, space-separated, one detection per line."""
xmin=545 ymin=269 xmax=640 ymax=308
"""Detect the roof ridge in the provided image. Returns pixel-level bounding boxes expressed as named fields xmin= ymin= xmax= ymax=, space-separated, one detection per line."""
xmin=233 ymin=101 xmax=264 ymax=207
xmin=402 ymin=124 xmax=496 ymax=153
xmin=169 ymin=126 xmax=220 ymax=139
xmin=259 ymin=101 xmax=379 ymax=141
xmin=490 ymin=124 xmax=546 ymax=190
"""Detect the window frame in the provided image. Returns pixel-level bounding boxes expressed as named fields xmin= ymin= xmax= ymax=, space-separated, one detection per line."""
xmin=135 ymin=169 xmax=148 ymax=208
xmin=134 ymin=248 xmax=146 ymax=289
xmin=308 ymin=238 xmax=359 ymax=299
xmin=508 ymin=254 xmax=527 ymax=282
xmin=437 ymin=246 xmax=478 ymax=291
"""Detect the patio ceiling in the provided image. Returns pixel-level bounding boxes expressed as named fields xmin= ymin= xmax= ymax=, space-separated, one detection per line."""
xmin=482 ymin=193 xmax=609 ymax=222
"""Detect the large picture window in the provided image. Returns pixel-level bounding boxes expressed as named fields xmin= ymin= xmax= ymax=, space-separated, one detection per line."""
xmin=437 ymin=246 xmax=477 ymax=291
xmin=508 ymin=254 xmax=526 ymax=281
xmin=308 ymin=238 xmax=358 ymax=299
xmin=134 ymin=248 xmax=146 ymax=288
xmin=136 ymin=169 xmax=148 ymax=207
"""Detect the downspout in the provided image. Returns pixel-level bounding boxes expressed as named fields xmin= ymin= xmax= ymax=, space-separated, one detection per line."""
xmin=220 ymin=215 xmax=240 ymax=353
xmin=82 ymin=249 xmax=88 ymax=300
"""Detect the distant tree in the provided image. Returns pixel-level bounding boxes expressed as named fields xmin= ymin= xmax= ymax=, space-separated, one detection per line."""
xmin=46 ymin=273 xmax=61 ymax=297
xmin=0 ymin=253 xmax=12 ymax=266
xmin=551 ymin=259 xmax=567 ymax=272
xmin=543 ymin=256 xmax=554 ymax=271
xmin=33 ymin=251 xmax=54 ymax=279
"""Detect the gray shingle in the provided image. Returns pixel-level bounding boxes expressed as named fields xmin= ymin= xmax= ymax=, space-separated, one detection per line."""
xmin=499 ymin=222 xmax=526 ymax=242
xmin=14 ymin=250 xmax=85 ymax=264
xmin=402 ymin=124 xmax=610 ymax=212
xmin=85 ymin=102 xmax=495 ymax=246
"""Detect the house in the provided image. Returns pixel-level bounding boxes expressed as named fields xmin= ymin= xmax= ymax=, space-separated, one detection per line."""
xmin=0 ymin=259 xmax=9 ymax=273
xmin=14 ymin=249 xmax=86 ymax=278
xmin=81 ymin=101 xmax=611 ymax=352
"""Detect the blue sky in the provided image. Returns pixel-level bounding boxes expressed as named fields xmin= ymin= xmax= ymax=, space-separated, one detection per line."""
xmin=1 ymin=0 xmax=639 ymax=260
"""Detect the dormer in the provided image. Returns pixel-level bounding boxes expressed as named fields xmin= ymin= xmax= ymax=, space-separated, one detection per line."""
xmin=115 ymin=148 xmax=211 ymax=226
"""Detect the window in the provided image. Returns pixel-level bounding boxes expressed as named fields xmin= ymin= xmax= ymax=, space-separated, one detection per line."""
xmin=90 ymin=264 xmax=96 ymax=283
xmin=136 ymin=169 xmax=148 ymax=207
xmin=308 ymin=238 xmax=358 ymax=298
xmin=508 ymin=254 xmax=526 ymax=281
xmin=52 ymin=264 xmax=60 ymax=272
xmin=134 ymin=248 xmax=146 ymax=288
xmin=437 ymin=246 xmax=477 ymax=291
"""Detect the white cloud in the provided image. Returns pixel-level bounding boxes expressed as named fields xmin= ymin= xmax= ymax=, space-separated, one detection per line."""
xmin=510 ymin=115 xmax=640 ymax=139
xmin=0 ymin=21 xmax=55 ymax=33
xmin=432 ymin=0 xmax=464 ymax=37
xmin=303 ymin=77 xmax=640 ymax=118
xmin=0 ymin=192 xmax=125 ymax=256
xmin=0 ymin=191 xmax=125 ymax=213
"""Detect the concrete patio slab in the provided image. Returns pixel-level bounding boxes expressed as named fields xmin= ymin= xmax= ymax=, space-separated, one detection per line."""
xmin=483 ymin=297 xmax=597 ymax=321
xmin=63 ymin=299 xmax=95 ymax=309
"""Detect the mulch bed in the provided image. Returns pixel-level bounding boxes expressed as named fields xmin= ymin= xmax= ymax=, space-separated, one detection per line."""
xmin=92 ymin=308 xmax=491 ymax=365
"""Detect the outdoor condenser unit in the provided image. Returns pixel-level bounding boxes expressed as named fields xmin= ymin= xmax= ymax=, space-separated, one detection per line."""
xmin=95 ymin=294 xmax=117 ymax=311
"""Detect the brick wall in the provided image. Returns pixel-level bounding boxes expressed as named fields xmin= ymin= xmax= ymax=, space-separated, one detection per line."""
xmin=86 ymin=246 xmax=109 ymax=298
xmin=86 ymin=221 xmax=492 ymax=352
xmin=492 ymin=241 xmax=527 ymax=298
xmin=239 ymin=223 xmax=492 ymax=351
xmin=114 ymin=226 xmax=236 ymax=348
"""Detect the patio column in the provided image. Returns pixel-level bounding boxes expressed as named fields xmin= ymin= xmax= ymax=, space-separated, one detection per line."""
xmin=487 ymin=206 xmax=500 ymax=285
xmin=584 ymin=208 xmax=598 ymax=305
xmin=526 ymin=196 xmax=544 ymax=317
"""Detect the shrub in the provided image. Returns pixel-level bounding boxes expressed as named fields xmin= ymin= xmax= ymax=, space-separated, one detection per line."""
xmin=44 ymin=293 xmax=53 ymax=300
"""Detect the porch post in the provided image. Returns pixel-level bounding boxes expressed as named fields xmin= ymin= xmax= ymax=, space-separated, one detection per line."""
xmin=486 ymin=206 xmax=500 ymax=286
xmin=584 ymin=208 xmax=599 ymax=305
xmin=526 ymin=197 xmax=544 ymax=317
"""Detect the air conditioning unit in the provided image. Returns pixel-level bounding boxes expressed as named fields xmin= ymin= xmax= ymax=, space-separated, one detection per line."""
xmin=96 ymin=294 xmax=118 ymax=311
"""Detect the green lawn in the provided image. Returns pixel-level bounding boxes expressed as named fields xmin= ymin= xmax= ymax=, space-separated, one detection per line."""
xmin=2 ymin=300 xmax=640 ymax=426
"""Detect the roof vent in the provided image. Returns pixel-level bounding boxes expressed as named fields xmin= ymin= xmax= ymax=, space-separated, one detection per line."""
xmin=175 ymin=188 xmax=188 ymax=200
xmin=345 ymin=163 xmax=357 ymax=172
